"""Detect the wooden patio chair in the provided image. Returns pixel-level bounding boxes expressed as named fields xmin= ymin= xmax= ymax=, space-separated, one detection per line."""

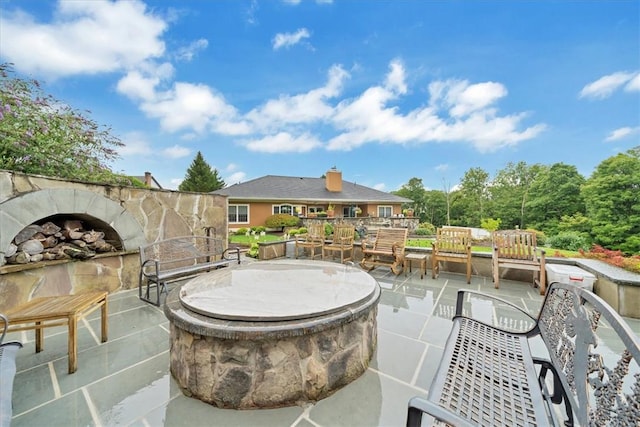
xmin=360 ymin=228 xmax=408 ymax=275
xmin=294 ymin=222 xmax=325 ymax=260
xmin=492 ymin=230 xmax=546 ymax=294
xmin=323 ymin=223 xmax=355 ymax=263
xmin=431 ymin=227 xmax=472 ymax=284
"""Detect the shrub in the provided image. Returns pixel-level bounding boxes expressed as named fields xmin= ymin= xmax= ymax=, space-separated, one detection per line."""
xmin=413 ymin=228 xmax=431 ymax=236
xmin=324 ymin=223 xmax=334 ymax=236
xmin=265 ymin=214 xmax=300 ymax=229
xmin=296 ymin=227 xmax=307 ymax=235
xmin=579 ymin=245 xmax=640 ymax=274
xmin=246 ymin=242 xmax=259 ymax=258
xmin=481 ymin=218 xmax=501 ymax=232
xmin=416 ymin=222 xmax=436 ymax=235
xmin=235 ymin=227 xmax=248 ymax=235
xmin=251 ymin=226 xmax=267 ymax=233
xmin=547 ymin=232 xmax=591 ymax=251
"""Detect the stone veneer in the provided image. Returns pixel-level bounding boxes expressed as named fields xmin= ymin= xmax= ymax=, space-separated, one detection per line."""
xmin=164 ymin=281 xmax=380 ymax=409
xmin=0 ymin=170 xmax=228 ymax=311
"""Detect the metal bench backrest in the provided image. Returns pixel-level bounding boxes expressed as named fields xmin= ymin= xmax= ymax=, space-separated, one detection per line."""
xmin=435 ymin=227 xmax=471 ymax=254
xmin=493 ymin=230 xmax=539 ymax=261
xmin=538 ymin=282 xmax=640 ymax=426
xmin=140 ymin=236 xmax=225 ymax=272
xmin=371 ymin=228 xmax=407 ymax=254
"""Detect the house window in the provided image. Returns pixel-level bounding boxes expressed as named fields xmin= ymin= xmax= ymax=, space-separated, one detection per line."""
xmin=273 ymin=204 xmax=293 ymax=215
xmin=308 ymin=206 xmax=323 ymax=213
xmin=378 ymin=206 xmax=392 ymax=218
xmin=229 ymin=205 xmax=249 ymax=223
xmin=343 ymin=206 xmax=358 ymax=218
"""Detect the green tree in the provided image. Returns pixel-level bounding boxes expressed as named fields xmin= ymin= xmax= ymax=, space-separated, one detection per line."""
xmin=179 ymin=151 xmax=225 ymax=192
xmin=526 ymin=163 xmax=586 ymax=234
xmin=424 ymin=189 xmax=448 ymax=227
xmin=490 ymin=162 xmax=543 ymax=229
xmin=0 ymin=63 xmax=136 ymax=185
xmin=393 ymin=177 xmax=427 ymax=220
xmin=459 ymin=167 xmax=490 ymax=227
xmin=581 ymin=148 xmax=640 ymax=253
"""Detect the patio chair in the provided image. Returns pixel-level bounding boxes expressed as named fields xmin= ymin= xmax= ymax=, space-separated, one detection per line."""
xmin=492 ymin=230 xmax=546 ymax=294
xmin=294 ymin=222 xmax=325 ymax=260
xmin=361 ymin=227 xmax=408 ymax=274
xmin=431 ymin=227 xmax=472 ymax=284
xmin=323 ymin=223 xmax=355 ymax=263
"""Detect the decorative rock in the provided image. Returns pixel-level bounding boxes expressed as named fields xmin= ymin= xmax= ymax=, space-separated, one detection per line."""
xmin=14 ymin=225 xmax=42 ymax=245
xmin=18 ymin=239 xmax=44 ymax=255
xmin=5 ymin=243 xmax=17 ymax=258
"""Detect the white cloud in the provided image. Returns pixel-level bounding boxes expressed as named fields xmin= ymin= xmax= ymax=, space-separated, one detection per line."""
xmin=435 ymin=164 xmax=449 ymax=172
xmin=225 ymin=171 xmax=247 ymax=185
xmin=373 ymin=183 xmax=386 ymax=191
xmin=625 ymin=74 xmax=640 ymax=92
xmin=118 ymin=132 xmax=153 ymax=156
xmin=242 ymin=132 xmax=322 ymax=153
xmin=140 ymin=82 xmax=240 ymax=133
xmin=0 ymin=0 xmax=167 ymax=78
xmin=168 ymin=178 xmax=183 ymax=190
xmin=246 ymin=64 xmax=348 ymax=130
xmin=579 ymin=71 xmax=638 ymax=99
xmin=272 ymin=28 xmax=311 ymax=50
xmin=604 ymin=126 xmax=640 ymax=142
xmin=162 ymin=145 xmax=191 ymax=158
xmin=226 ymin=163 xmax=238 ymax=172
xmin=175 ymin=38 xmax=208 ymax=62
xmin=327 ymin=62 xmax=544 ymax=152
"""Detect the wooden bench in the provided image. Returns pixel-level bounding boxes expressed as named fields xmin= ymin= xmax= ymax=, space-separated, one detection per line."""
xmin=431 ymin=227 xmax=472 ymax=284
xmin=323 ymin=223 xmax=355 ymax=263
xmin=360 ymin=228 xmax=408 ymax=275
xmin=0 ymin=314 xmax=22 ymax=427
xmin=493 ymin=230 xmax=546 ymax=294
xmin=139 ymin=236 xmax=240 ymax=306
xmin=406 ymin=281 xmax=640 ymax=427
xmin=4 ymin=291 xmax=107 ymax=374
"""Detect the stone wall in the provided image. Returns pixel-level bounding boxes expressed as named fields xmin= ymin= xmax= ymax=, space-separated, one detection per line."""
xmin=0 ymin=170 xmax=228 ymax=311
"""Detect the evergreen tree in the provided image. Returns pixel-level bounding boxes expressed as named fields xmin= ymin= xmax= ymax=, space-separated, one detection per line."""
xmin=179 ymin=151 xmax=225 ymax=192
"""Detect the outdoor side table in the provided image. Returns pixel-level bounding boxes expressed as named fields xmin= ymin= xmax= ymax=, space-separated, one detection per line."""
xmin=404 ymin=253 xmax=427 ymax=279
xmin=4 ymin=291 xmax=108 ymax=374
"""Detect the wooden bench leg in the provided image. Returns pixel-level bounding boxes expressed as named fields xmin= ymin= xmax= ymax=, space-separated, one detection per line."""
xmin=101 ymin=297 xmax=108 ymax=343
xmin=68 ymin=315 xmax=77 ymax=374
xmin=35 ymin=321 xmax=44 ymax=353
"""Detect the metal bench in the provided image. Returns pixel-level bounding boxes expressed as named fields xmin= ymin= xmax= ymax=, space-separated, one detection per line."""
xmin=139 ymin=236 xmax=240 ymax=305
xmin=0 ymin=314 xmax=22 ymax=427
xmin=407 ymin=281 xmax=640 ymax=427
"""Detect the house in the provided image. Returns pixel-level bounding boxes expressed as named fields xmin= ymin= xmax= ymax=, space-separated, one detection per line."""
xmin=213 ymin=168 xmax=412 ymax=229
xmin=134 ymin=172 xmax=163 ymax=189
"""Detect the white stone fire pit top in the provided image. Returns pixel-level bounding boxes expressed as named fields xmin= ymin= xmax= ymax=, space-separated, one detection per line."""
xmin=179 ymin=259 xmax=379 ymax=321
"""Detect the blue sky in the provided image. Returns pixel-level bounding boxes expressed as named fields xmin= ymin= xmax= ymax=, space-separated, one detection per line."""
xmin=1 ymin=1 xmax=638 ymax=191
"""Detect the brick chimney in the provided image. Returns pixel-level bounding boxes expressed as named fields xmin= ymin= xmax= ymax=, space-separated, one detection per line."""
xmin=325 ymin=167 xmax=342 ymax=192
xmin=144 ymin=172 xmax=152 ymax=187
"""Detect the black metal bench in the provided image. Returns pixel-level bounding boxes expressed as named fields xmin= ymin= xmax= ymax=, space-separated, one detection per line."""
xmin=0 ymin=313 xmax=22 ymax=427
xmin=139 ymin=236 xmax=240 ymax=306
xmin=407 ymin=282 xmax=640 ymax=427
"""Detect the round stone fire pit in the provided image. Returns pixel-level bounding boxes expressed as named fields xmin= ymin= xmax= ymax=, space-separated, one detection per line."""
xmin=163 ymin=259 xmax=380 ymax=409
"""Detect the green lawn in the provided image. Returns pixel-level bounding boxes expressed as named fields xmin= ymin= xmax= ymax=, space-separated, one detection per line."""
xmin=230 ymin=234 xmax=283 ymax=246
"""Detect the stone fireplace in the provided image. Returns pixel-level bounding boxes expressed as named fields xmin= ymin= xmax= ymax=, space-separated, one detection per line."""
xmin=0 ymin=170 xmax=229 ymax=311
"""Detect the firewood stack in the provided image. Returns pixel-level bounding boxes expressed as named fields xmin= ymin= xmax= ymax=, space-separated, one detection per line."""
xmin=4 ymin=220 xmax=116 ymax=265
